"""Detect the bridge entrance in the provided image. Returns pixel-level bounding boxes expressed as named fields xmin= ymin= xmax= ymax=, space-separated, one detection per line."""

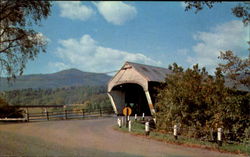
xmin=112 ymin=83 xmax=151 ymax=116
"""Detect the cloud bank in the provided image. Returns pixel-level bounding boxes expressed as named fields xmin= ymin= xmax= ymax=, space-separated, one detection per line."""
xmin=94 ymin=1 xmax=137 ymax=25
xmin=187 ymin=20 xmax=248 ymax=73
xmin=57 ymin=1 xmax=137 ymax=25
xmin=51 ymin=34 xmax=161 ymax=73
xmin=57 ymin=2 xmax=94 ymax=21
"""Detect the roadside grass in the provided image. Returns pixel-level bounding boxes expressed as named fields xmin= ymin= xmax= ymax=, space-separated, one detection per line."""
xmin=114 ymin=120 xmax=250 ymax=156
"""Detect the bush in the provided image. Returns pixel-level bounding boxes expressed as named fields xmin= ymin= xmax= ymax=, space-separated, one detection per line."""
xmin=155 ymin=63 xmax=250 ymax=142
xmin=0 ymin=97 xmax=23 ymax=118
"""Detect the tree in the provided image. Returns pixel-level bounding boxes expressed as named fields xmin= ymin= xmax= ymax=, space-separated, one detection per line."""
xmin=155 ymin=64 xmax=216 ymax=136
xmin=184 ymin=1 xmax=250 ymax=26
xmin=0 ymin=0 xmax=51 ymax=79
xmin=0 ymin=96 xmax=23 ymax=118
xmin=218 ymin=51 xmax=250 ymax=90
xmin=155 ymin=63 xmax=249 ymax=141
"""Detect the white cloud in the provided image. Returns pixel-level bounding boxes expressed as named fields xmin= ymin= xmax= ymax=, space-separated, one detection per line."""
xmin=186 ymin=20 xmax=248 ymax=73
xmin=94 ymin=1 xmax=137 ymax=25
xmin=53 ymin=34 xmax=161 ymax=73
xmin=57 ymin=2 xmax=94 ymax=21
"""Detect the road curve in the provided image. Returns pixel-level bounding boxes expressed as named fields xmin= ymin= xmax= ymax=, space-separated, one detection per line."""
xmin=0 ymin=118 xmax=244 ymax=157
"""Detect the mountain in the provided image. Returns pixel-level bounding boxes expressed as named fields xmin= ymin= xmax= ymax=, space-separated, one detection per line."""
xmin=0 ymin=68 xmax=111 ymax=91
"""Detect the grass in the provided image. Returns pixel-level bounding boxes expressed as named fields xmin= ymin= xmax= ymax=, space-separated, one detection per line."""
xmin=114 ymin=120 xmax=250 ymax=156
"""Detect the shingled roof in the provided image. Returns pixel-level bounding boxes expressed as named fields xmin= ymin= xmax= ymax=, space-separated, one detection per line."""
xmin=108 ymin=62 xmax=171 ymax=92
xmin=126 ymin=62 xmax=172 ymax=82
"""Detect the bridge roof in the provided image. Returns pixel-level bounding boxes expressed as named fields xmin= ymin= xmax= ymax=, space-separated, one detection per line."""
xmin=108 ymin=62 xmax=171 ymax=92
xmin=126 ymin=62 xmax=172 ymax=82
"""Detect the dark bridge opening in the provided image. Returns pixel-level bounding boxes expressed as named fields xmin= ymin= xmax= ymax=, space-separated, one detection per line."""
xmin=113 ymin=83 xmax=151 ymax=116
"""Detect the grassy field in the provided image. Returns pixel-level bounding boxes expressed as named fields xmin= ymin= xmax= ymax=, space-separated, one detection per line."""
xmin=114 ymin=120 xmax=250 ymax=156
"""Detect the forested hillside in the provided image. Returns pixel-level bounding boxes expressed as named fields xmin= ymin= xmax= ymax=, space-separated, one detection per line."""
xmin=0 ymin=68 xmax=111 ymax=91
xmin=1 ymin=86 xmax=112 ymax=110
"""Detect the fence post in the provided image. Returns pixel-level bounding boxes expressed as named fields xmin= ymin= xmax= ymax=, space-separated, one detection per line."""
xmin=64 ymin=110 xmax=67 ymax=120
xmin=44 ymin=108 xmax=49 ymax=121
xmin=128 ymin=120 xmax=131 ymax=132
xmin=142 ymin=113 xmax=145 ymax=121
xmin=174 ymin=125 xmax=178 ymax=140
xmin=82 ymin=109 xmax=85 ymax=118
xmin=135 ymin=114 xmax=137 ymax=121
xmin=145 ymin=121 xmax=150 ymax=136
xmin=25 ymin=108 xmax=29 ymax=122
xmin=46 ymin=110 xmax=49 ymax=121
xmin=100 ymin=108 xmax=102 ymax=117
xmin=217 ymin=128 xmax=222 ymax=146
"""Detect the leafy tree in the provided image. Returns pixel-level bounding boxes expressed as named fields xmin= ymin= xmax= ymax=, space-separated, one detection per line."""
xmin=155 ymin=63 xmax=249 ymax=141
xmin=184 ymin=1 xmax=250 ymax=26
xmin=0 ymin=0 xmax=51 ymax=79
xmin=218 ymin=51 xmax=250 ymax=89
xmin=0 ymin=96 xmax=23 ymax=118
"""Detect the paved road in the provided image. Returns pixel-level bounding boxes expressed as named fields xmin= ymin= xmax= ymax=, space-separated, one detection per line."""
xmin=0 ymin=118 xmax=244 ymax=157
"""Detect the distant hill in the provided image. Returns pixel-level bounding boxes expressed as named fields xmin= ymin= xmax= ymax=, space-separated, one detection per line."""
xmin=0 ymin=68 xmax=111 ymax=91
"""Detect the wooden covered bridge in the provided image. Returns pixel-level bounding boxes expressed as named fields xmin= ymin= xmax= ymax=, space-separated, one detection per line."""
xmin=107 ymin=62 xmax=171 ymax=116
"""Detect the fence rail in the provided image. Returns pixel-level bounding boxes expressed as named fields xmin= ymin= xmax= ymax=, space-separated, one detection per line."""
xmin=0 ymin=107 xmax=114 ymax=122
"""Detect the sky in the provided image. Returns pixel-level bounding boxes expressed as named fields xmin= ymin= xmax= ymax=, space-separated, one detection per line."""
xmin=25 ymin=1 xmax=249 ymax=75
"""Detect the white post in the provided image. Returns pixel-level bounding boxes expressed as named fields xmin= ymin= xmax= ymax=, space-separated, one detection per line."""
xmin=174 ymin=125 xmax=178 ymax=139
xmin=142 ymin=113 xmax=145 ymax=121
xmin=25 ymin=108 xmax=29 ymax=122
xmin=135 ymin=114 xmax=137 ymax=121
xmin=128 ymin=115 xmax=130 ymax=121
xmin=145 ymin=122 xmax=150 ymax=135
xmin=217 ymin=128 xmax=222 ymax=146
xmin=117 ymin=118 xmax=121 ymax=128
xmin=128 ymin=120 xmax=131 ymax=132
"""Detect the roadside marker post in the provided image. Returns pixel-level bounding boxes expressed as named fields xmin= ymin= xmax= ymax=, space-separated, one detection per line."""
xmin=128 ymin=120 xmax=131 ymax=132
xmin=217 ymin=128 xmax=222 ymax=146
xmin=174 ymin=125 xmax=178 ymax=140
xmin=145 ymin=121 xmax=150 ymax=136
xmin=117 ymin=118 xmax=121 ymax=128
xmin=135 ymin=114 xmax=137 ymax=121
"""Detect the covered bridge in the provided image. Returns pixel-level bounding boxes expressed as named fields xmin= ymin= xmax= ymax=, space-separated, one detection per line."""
xmin=107 ymin=62 xmax=171 ymax=116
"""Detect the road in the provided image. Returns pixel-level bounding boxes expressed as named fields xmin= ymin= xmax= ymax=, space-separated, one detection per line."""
xmin=0 ymin=118 xmax=244 ymax=157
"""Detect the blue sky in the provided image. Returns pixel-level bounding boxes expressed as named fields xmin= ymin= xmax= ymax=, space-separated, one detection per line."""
xmin=25 ymin=1 xmax=248 ymax=75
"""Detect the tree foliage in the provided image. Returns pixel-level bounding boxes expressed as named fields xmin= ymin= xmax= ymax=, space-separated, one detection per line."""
xmin=184 ymin=1 xmax=250 ymax=26
xmin=1 ymin=85 xmax=112 ymax=110
xmin=218 ymin=51 xmax=250 ymax=90
xmin=155 ymin=62 xmax=249 ymax=141
xmin=0 ymin=96 xmax=23 ymax=118
xmin=0 ymin=0 xmax=51 ymax=79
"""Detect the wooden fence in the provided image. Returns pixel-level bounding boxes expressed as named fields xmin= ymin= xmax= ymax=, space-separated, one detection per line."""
xmin=0 ymin=107 xmax=114 ymax=122
xmin=25 ymin=107 xmax=114 ymax=122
